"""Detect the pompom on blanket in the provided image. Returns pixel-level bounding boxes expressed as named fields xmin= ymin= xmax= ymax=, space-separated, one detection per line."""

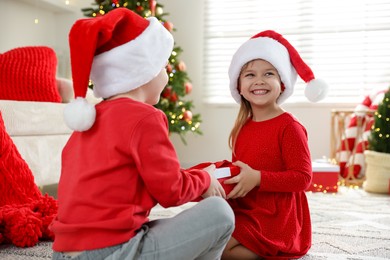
xmin=0 ymin=112 xmax=58 ymax=247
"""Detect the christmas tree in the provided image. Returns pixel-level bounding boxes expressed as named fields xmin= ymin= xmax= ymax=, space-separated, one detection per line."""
xmin=81 ymin=0 xmax=202 ymax=143
xmin=368 ymin=86 xmax=390 ymax=153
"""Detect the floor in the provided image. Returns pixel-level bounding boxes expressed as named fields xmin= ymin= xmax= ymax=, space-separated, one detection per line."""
xmin=1 ymin=186 xmax=389 ymax=259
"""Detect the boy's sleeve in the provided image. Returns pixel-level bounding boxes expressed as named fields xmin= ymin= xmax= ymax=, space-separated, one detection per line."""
xmin=129 ymin=110 xmax=210 ymax=207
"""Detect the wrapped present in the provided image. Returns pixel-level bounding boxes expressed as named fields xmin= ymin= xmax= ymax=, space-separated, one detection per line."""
xmin=307 ymin=161 xmax=339 ymax=193
xmin=188 ymin=160 xmax=240 ymax=195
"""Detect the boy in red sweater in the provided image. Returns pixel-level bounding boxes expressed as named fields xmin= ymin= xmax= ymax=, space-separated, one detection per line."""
xmin=50 ymin=8 xmax=234 ymax=260
xmin=221 ymin=31 xmax=328 ymax=259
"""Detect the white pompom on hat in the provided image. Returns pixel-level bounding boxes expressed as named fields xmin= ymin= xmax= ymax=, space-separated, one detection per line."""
xmin=228 ymin=30 xmax=328 ymax=104
xmin=64 ymin=8 xmax=174 ymax=132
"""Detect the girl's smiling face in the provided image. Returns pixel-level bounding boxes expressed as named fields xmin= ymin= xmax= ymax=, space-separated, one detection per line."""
xmin=238 ymin=59 xmax=282 ymax=108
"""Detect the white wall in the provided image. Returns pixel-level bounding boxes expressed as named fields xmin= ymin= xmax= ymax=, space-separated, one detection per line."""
xmin=0 ymin=0 xmax=83 ymax=78
xmin=1 ymin=0 xmax=356 ymax=167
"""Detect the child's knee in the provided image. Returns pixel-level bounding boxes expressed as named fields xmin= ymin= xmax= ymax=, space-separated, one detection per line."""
xmin=203 ymin=197 xmax=235 ymax=228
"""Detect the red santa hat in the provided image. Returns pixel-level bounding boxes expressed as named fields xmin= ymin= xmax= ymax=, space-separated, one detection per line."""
xmin=228 ymin=30 xmax=328 ymax=104
xmin=64 ymin=8 xmax=174 ymax=131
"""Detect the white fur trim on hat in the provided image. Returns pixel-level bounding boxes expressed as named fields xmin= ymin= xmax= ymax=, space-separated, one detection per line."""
xmin=64 ymin=97 xmax=96 ymax=132
xmin=228 ymin=37 xmax=297 ymax=104
xmin=91 ymin=17 xmax=174 ymax=99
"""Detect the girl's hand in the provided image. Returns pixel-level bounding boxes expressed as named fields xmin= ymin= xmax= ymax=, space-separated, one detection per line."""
xmin=201 ymin=164 xmax=227 ymax=199
xmin=224 ymin=161 xmax=260 ymax=199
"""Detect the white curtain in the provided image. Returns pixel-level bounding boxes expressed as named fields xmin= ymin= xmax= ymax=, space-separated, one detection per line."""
xmin=203 ymin=0 xmax=390 ymax=104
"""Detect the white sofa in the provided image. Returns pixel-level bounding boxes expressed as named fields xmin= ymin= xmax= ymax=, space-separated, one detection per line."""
xmin=0 ymin=87 xmax=100 ymax=187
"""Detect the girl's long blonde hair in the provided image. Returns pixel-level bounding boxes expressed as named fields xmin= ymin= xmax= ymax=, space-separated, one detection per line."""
xmin=228 ymin=97 xmax=252 ymax=153
xmin=229 ymin=60 xmax=254 ymax=152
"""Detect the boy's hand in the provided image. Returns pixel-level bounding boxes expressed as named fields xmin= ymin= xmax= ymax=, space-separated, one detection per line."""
xmin=201 ymin=164 xmax=227 ymax=199
xmin=224 ymin=161 xmax=260 ymax=199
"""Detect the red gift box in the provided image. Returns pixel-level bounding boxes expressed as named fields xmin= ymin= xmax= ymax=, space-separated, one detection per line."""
xmin=188 ymin=160 xmax=240 ymax=195
xmin=306 ymin=161 xmax=339 ymax=193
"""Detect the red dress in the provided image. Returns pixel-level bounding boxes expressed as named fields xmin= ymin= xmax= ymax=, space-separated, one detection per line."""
xmin=229 ymin=112 xmax=312 ymax=259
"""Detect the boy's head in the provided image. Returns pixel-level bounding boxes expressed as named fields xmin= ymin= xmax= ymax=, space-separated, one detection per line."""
xmin=64 ymin=8 xmax=174 ymax=131
xmin=228 ymin=30 xmax=328 ymax=104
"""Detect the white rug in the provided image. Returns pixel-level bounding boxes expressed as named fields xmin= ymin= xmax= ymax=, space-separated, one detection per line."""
xmin=302 ymin=187 xmax=390 ymax=260
xmin=0 ymin=187 xmax=389 ymax=259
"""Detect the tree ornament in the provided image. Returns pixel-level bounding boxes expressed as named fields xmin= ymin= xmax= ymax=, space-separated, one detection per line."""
xmin=185 ymin=82 xmax=192 ymax=94
xmin=176 ymin=61 xmax=186 ymax=71
xmin=136 ymin=5 xmax=144 ymax=13
xmin=166 ymin=63 xmax=172 ymax=73
xmin=183 ymin=110 xmax=193 ymax=122
xmin=170 ymin=92 xmax=178 ymax=102
xmin=149 ymin=0 xmax=156 ymax=16
xmin=163 ymin=21 xmax=174 ymax=32
xmin=161 ymin=86 xmax=172 ymax=98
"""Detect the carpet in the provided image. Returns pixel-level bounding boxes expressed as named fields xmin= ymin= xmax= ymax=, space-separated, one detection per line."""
xmin=0 ymin=187 xmax=389 ymax=259
xmin=301 ymin=187 xmax=390 ymax=260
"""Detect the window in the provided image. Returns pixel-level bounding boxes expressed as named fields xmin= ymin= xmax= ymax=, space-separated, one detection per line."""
xmin=203 ymin=0 xmax=390 ymax=104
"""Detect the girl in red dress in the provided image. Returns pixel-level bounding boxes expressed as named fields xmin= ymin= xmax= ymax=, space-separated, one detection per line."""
xmin=221 ymin=30 xmax=328 ymax=259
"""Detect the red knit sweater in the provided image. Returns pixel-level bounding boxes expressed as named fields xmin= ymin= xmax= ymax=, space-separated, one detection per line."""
xmin=51 ymin=98 xmax=210 ymax=251
xmin=229 ymin=112 xmax=312 ymax=259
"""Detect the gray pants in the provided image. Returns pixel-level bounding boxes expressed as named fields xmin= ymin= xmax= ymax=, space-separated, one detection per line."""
xmin=52 ymin=197 xmax=234 ymax=260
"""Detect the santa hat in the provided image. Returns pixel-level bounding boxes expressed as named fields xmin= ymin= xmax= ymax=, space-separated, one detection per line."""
xmin=228 ymin=30 xmax=328 ymax=104
xmin=64 ymin=8 xmax=174 ymax=131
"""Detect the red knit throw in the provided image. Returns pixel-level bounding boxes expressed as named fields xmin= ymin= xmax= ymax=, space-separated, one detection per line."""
xmin=0 ymin=112 xmax=58 ymax=247
xmin=0 ymin=46 xmax=61 ymax=102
